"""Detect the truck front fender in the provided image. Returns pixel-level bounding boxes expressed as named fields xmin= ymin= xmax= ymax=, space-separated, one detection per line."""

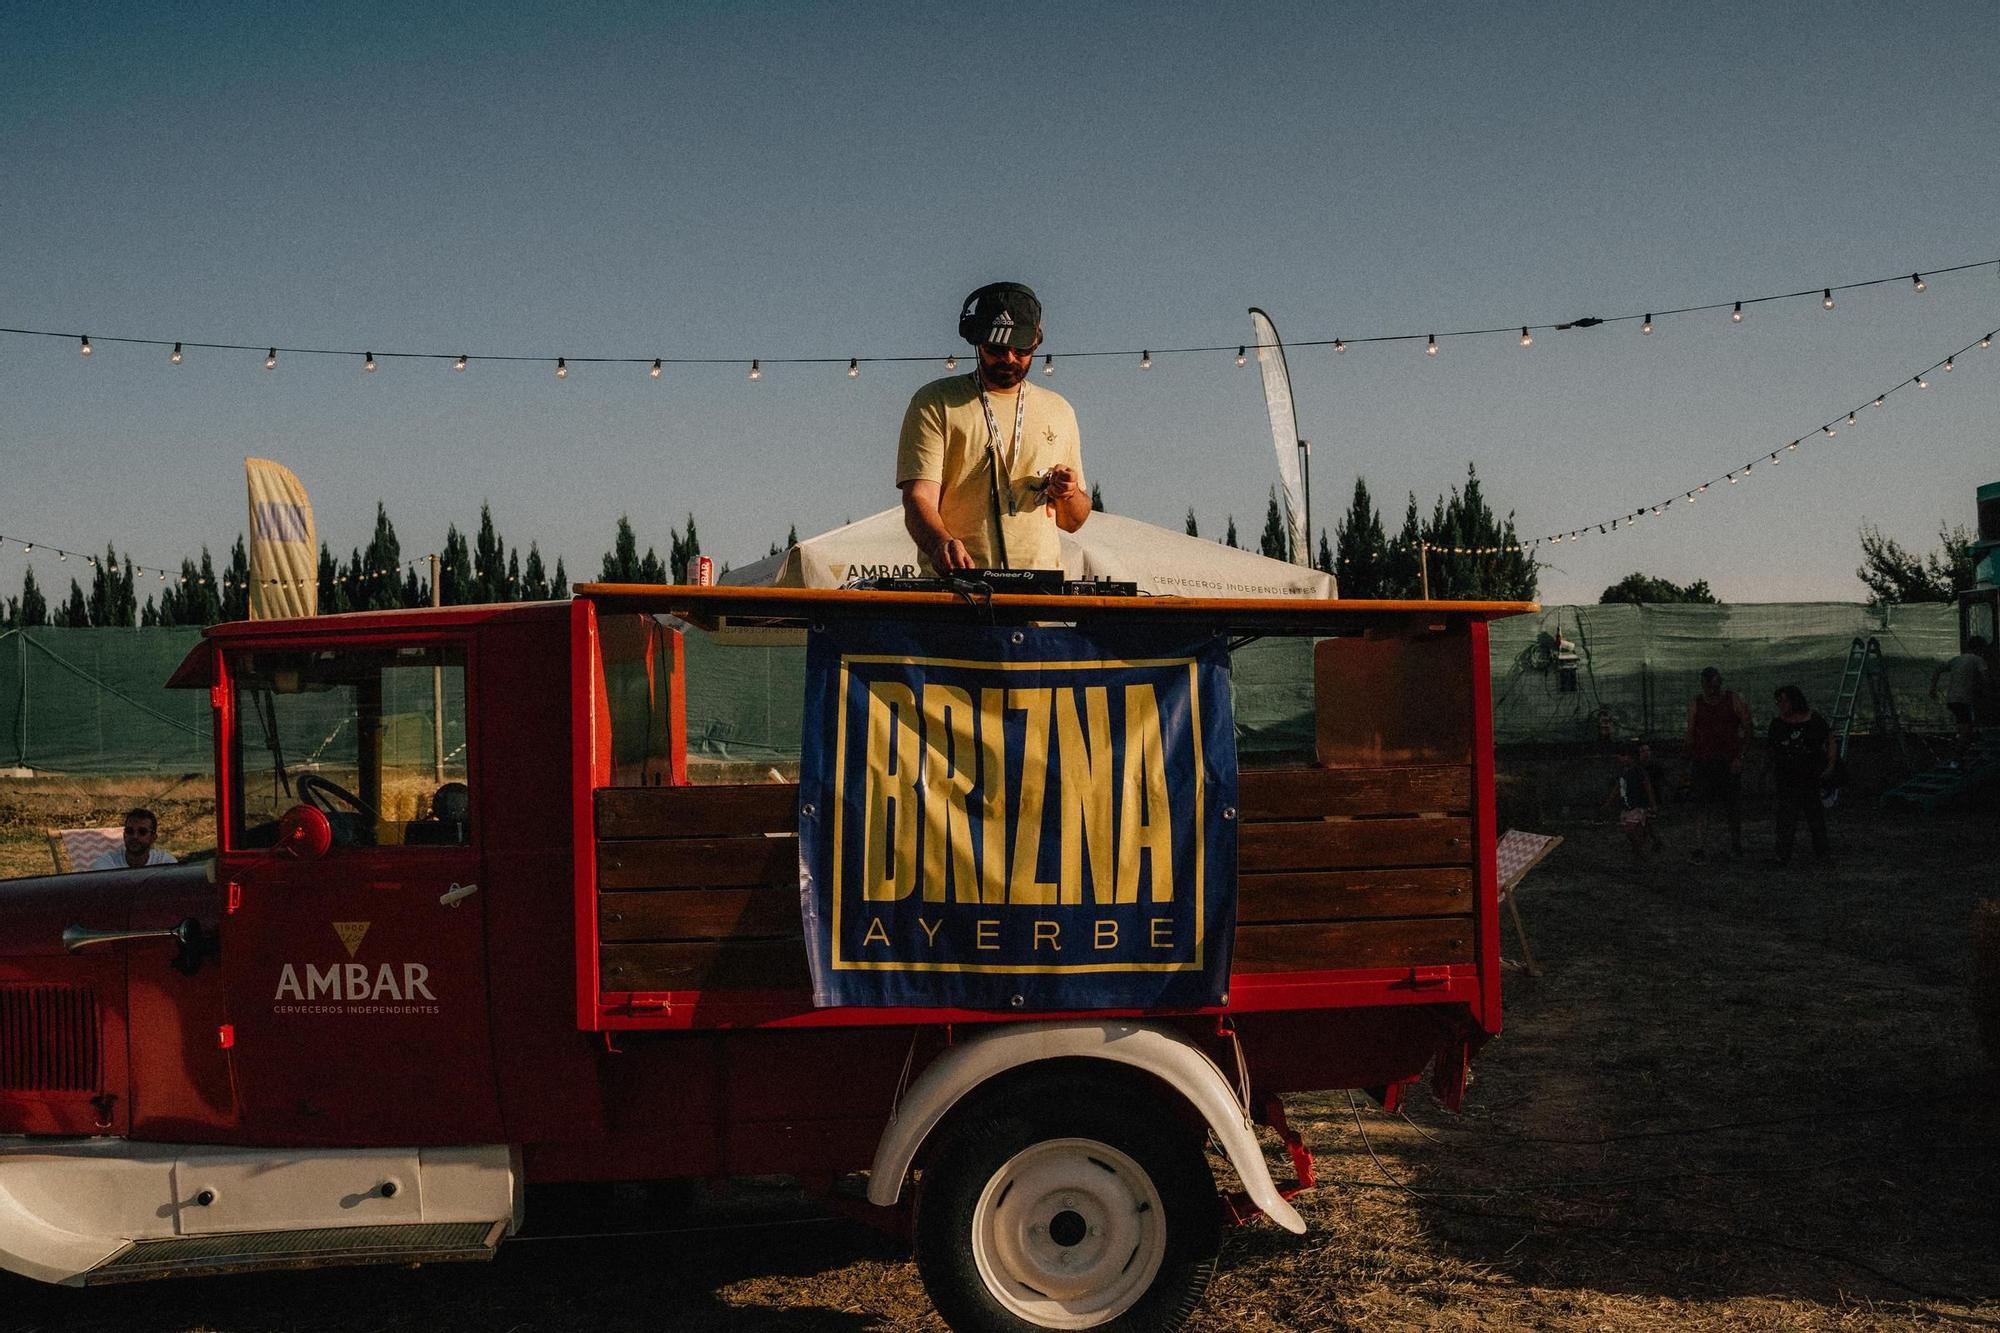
xmin=865 ymin=1020 xmax=1307 ymax=1234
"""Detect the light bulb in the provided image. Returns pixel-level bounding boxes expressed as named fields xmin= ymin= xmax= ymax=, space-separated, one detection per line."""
xmin=1984 ymin=336 xmax=1993 ymax=349
xmin=456 ymin=354 xmax=468 ymax=371
xmin=1847 ymin=412 xmax=1856 ymax=425
xmin=1916 ymin=374 xmax=1928 ymax=389
xmin=1911 ymin=272 xmax=1926 ymax=292
xmin=1426 ymin=334 xmax=1438 ymax=356
xmin=170 ymin=342 xmax=182 ymax=364
xmin=945 ymin=354 xmax=958 ymax=370
xmin=1519 ymin=327 xmax=1532 ymax=347
xmin=265 ymin=348 xmax=278 ymax=369
xmin=1333 ymin=339 xmax=1346 ymax=353
xmin=1787 ymin=440 xmax=1799 ymax=450
xmin=1236 ymin=346 xmax=1246 ymax=366
xmin=1042 ymin=355 xmax=1054 ymax=376
xmin=748 ymin=359 xmax=761 ymax=380
xmin=1730 ymin=301 xmax=1743 ymax=323
xmin=1874 ymin=395 xmax=1885 ymax=407
xmin=79 ymin=335 xmax=91 ymax=356
xmin=1641 ymin=314 xmax=1653 ymax=334
xmin=848 ymin=358 xmax=859 ymax=378
xmin=555 ymin=357 xmax=568 ymax=379
xmin=1823 ymin=425 xmax=1835 ymax=437
xmin=1140 ymin=351 xmax=1152 ymax=370
xmin=1729 ymin=473 xmax=1739 ymax=483
xmin=364 ymin=352 xmax=377 ymax=372
xmin=1822 ymin=289 xmax=1835 ymax=310
xmin=651 ymin=358 xmax=662 ymax=378
xmin=1944 ymin=356 xmax=1954 ymax=373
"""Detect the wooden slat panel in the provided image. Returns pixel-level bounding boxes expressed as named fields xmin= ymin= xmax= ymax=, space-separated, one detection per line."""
xmin=1237 ymin=765 xmax=1471 ymax=820
xmin=1237 ymin=867 xmax=1471 ymax=922
xmin=1232 ymin=917 xmax=1473 ymax=972
xmin=600 ymin=889 xmax=802 ymax=942
xmin=596 ymin=784 xmax=798 ymax=839
xmin=1238 ymin=817 xmax=1470 ymax=872
xmin=603 ymin=920 xmax=1472 ymax=991
xmin=598 ymin=836 xmax=796 ymax=889
xmin=602 ymin=939 xmax=811 ymax=992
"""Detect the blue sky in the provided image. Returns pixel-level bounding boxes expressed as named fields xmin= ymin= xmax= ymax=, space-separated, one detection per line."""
xmin=3 ymin=1 xmax=1997 ymax=606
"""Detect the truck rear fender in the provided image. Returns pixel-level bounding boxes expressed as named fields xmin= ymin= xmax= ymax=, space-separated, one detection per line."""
xmin=864 ymin=1020 xmax=1307 ymax=1235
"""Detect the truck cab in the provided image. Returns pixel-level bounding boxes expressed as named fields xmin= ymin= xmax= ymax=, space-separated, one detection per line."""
xmin=1 ymin=587 xmax=1530 ymax=1329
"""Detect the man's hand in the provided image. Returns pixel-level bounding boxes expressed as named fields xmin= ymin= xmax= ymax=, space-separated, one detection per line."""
xmin=1039 ymin=464 xmax=1080 ymax=504
xmin=932 ymin=536 xmax=975 ymax=572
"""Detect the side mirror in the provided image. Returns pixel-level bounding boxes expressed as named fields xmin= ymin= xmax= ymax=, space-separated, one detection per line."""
xmin=274 ymin=805 xmax=332 ymax=860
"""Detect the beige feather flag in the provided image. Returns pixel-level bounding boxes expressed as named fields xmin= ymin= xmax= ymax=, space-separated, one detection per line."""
xmin=245 ymin=457 xmax=318 ymax=619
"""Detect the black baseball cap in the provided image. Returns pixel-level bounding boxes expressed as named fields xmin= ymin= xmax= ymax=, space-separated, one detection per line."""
xmin=958 ymin=282 xmax=1042 ymax=350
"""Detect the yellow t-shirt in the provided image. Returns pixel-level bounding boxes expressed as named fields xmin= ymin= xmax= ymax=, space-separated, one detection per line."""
xmin=896 ymin=374 xmax=1084 ymax=572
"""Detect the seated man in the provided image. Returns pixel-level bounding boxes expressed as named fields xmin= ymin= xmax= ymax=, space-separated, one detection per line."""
xmin=91 ymin=807 xmax=178 ymax=870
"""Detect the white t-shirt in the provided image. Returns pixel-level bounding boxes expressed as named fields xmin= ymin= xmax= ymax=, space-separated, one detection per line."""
xmin=89 ymin=848 xmax=177 ymax=871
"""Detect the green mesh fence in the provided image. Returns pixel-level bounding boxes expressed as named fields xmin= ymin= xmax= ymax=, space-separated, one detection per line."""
xmin=0 ymin=604 xmax=1968 ymax=775
xmin=0 ymin=627 xmax=212 ymax=774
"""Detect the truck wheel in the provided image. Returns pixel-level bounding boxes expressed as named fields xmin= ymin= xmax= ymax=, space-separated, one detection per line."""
xmin=914 ymin=1082 xmax=1219 ymax=1332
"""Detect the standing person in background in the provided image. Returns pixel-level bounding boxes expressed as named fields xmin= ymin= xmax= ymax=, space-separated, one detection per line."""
xmin=897 ymin=283 xmax=1089 ymax=574
xmin=1931 ymin=634 xmax=1989 ymax=768
xmin=88 ymin=808 xmax=177 ymax=870
xmin=1685 ymin=666 xmax=1751 ymax=863
xmin=1607 ymin=743 xmax=1659 ymax=860
xmin=1768 ymin=685 xmax=1836 ymax=866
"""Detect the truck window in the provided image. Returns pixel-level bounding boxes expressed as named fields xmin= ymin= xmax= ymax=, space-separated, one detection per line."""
xmin=229 ymin=646 xmax=470 ymax=850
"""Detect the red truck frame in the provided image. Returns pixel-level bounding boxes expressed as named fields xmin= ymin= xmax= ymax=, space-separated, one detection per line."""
xmin=0 ymin=586 xmax=1530 ymax=1332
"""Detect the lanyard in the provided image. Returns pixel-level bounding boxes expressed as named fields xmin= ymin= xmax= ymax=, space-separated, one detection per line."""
xmin=976 ymin=373 xmax=1029 ymax=515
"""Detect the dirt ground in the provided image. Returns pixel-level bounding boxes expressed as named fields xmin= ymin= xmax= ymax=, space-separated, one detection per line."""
xmin=3 ymin=774 xmax=1997 ymax=1331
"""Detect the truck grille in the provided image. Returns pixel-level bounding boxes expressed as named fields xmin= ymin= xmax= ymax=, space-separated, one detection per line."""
xmin=0 ymin=984 xmax=101 ymax=1092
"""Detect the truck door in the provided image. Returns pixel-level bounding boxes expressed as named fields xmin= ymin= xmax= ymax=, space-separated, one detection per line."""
xmin=217 ymin=640 xmax=502 ymax=1144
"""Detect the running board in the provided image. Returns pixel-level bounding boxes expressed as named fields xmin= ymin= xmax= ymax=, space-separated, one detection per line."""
xmin=84 ymin=1219 xmax=505 ymax=1284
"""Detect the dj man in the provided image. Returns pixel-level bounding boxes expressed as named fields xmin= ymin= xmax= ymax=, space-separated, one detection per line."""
xmin=897 ymin=282 xmax=1089 ymax=573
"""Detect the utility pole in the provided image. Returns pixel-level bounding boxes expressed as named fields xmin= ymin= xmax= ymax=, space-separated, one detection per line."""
xmin=1297 ymin=439 xmax=1312 ymax=566
xmin=430 ymin=553 xmax=444 ymax=783
xmin=1419 ymin=542 xmax=1431 ymax=601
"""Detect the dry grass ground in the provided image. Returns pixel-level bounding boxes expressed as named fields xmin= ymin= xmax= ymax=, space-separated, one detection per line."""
xmin=2 ymin=779 xmax=1996 ymax=1331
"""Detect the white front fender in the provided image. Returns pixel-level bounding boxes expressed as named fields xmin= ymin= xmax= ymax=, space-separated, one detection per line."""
xmin=865 ymin=1020 xmax=1307 ymax=1234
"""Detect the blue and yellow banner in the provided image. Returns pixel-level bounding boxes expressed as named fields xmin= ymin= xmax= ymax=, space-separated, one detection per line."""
xmin=799 ymin=621 xmax=1237 ymax=1009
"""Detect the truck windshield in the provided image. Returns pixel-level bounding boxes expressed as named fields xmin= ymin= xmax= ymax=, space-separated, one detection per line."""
xmin=229 ymin=646 xmax=469 ymax=849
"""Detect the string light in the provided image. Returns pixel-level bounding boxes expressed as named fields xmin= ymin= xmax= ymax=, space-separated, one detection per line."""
xmin=364 ymin=352 xmax=376 ymax=372
xmin=1426 ymin=334 xmax=1438 ymax=356
xmin=650 ymin=358 xmax=662 ymax=379
xmin=6 ymin=258 xmax=1991 ymax=383
xmin=1944 ymin=356 xmax=1954 ymax=372
xmin=1846 ymin=412 xmax=1856 ymax=425
xmin=79 ymin=335 xmax=91 ymax=357
xmin=1984 ymin=336 xmax=1993 ymax=349
xmin=1043 ymin=355 xmax=1054 ymax=376
xmin=170 ymin=342 xmax=182 ymax=364
xmin=555 ymin=357 xmax=568 ymax=379
xmin=1140 ymin=350 xmax=1152 ymax=369
xmin=848 ymin=358 xmax=859 ymax=378
xmin=1916 ymin=373 xmax=1928 ymax=388
xmin=1874 ymin=394 xmax=1885 ymax=407
xmin=748 ymin=359 xmax=761 ymax=381
xmin=1823 ymin=424 xmax=1835 ymax=437
xmin=1236 ymin=346 xmax=1247 ymax=366
xmin=1519 ymin=327 xmax=1532 ymax=347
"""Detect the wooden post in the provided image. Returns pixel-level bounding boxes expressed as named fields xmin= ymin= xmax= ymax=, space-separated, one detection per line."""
xmin=430 ymin=552 xmax=444 ymax=783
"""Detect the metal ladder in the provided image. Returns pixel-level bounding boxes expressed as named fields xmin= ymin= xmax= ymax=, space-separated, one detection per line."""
xmin=1830 ymin=636 xmax=1914 ymax=768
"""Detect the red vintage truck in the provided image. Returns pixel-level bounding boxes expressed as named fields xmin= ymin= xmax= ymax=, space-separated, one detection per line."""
xmin=0 ymin=585 xmax=1528 ymax=1331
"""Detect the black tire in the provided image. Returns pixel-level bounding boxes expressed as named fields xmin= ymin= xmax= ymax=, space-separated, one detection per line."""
xmin=913 ymin=1072 xmax=1219 ymax=1332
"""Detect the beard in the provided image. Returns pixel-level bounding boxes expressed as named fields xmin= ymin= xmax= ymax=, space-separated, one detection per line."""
xmin=978 ymin=348 xmax=1032 ymax=389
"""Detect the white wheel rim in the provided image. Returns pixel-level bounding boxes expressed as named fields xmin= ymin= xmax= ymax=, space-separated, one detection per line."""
xmin=968 ymin=1136 xmax=1170 ymax=1329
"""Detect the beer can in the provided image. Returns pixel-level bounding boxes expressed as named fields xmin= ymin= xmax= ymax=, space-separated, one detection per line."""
xmin=694 ymin=555 xmax=714 ymax=586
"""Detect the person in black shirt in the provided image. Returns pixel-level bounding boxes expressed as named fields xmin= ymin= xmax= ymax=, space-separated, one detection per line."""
xmin=1767 ymin=684 xmax=1835 ymax=865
